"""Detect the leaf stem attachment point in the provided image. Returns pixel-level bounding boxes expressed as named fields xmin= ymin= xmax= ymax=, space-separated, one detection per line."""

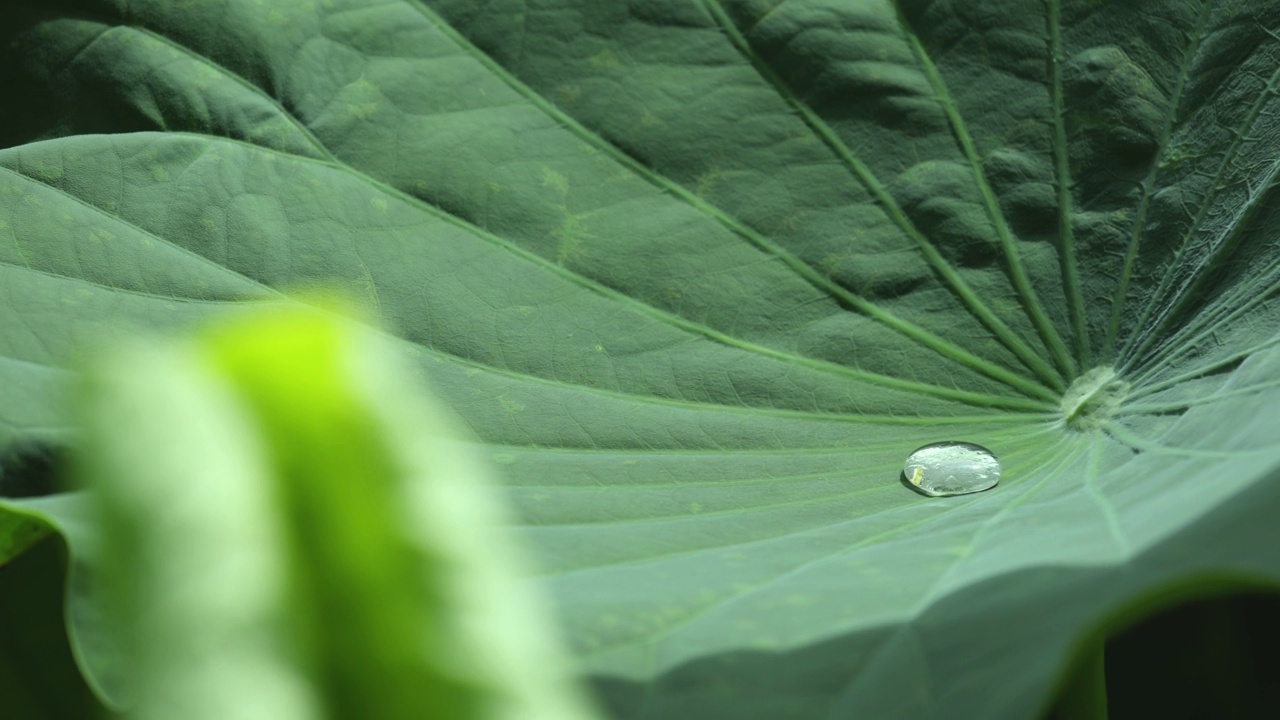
xmin=1061 ymin=367 xmax=1130 ymax=432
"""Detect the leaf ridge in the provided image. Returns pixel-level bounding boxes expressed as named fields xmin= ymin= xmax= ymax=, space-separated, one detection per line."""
xmin=522 ymin=425 xmax=1059 ymax=519
xmin=0 ymin=163 xmax=288 ymax=300
xmin=1124 ymin=259 xmax=1280 ymax=387
xmin=566 ymin=431 xmax=1062 ymax=663
xmin=489 ymin=421 xmax=1059 ymax=464
xmin=1127 ymin=146 xmax=1280 ymax=372
xmin=25 ymin=129 xmax=1051 ymax=414
xmin=1083 ymin=438 xmax=1131 ymax=557
xmin=1119 ymin=37 xmax=1280 ymax=364
xmin=1105 ymin=1 xmax=1213 ymax=360
xmin=126 ymin=24 xmax=341 ymax=163
xmin=527 ymin=481 xmax=901 ymax=529
xmin=574 ymin=444 xmax=1061 ymax=678
xmin=344 ymin=148 xmax=1055 ymax=410
xmin=1046 ymin=0 xmax=1091 ymax=369
xmin=698 ymin=0 xmax=1067 ymax=392
xmin=893 ymin=2 xmax=1078 ymax=381
xmin=1122 ymin=376 xmax=1280 ymax=416
xmin=1102 ymin=420 xmax=1278 ymax=458
xmin=573 ymin=499 xmax=977 ymax=666
xmin=1128 ymin=330 xmax=1280 ymax=401
xmin=407 ymin=0 xmax=1059 ymax=404
xmin=905 ymin=438 xmax=1081 ymax=615
xmin=0 ymin=259 xmax=275 ymax=306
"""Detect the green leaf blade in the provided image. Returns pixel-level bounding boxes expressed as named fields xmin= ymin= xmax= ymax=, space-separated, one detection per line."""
xmin=4 ymin=1 xmax=1280 ymax=718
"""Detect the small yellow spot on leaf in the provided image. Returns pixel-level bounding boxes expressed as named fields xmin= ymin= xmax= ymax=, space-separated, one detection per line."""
xmin=588 ymin=49 xmax=619 ymax=71
xmin=540 ymin=168 xmax=569 ymax=196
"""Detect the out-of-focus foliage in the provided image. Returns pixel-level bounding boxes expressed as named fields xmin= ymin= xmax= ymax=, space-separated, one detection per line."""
xmin=71 ymin=305 xmax=600 ymax=720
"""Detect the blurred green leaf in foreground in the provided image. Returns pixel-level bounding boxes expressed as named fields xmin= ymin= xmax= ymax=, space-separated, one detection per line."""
xmin=71 ymin=302 xmax=600 ymax=720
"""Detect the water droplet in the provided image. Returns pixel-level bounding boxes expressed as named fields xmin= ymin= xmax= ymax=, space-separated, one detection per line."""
xmin=902 ymin=442 xmax=1000 ymax=497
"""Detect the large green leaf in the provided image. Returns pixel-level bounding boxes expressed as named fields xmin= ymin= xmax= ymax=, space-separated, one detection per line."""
xmin=3 ymin=0 xmax=1280 ymax=717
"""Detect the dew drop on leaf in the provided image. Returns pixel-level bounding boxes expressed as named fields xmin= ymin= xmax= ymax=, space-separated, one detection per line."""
xmin=902 ymin=442 xmax=1000 ymax=498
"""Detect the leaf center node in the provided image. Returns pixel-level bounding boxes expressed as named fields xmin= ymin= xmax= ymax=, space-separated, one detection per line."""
xmin=1060 ymin=366 xmax=1130 ymax=432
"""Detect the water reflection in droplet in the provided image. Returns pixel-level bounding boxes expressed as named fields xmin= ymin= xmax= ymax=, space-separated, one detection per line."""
xmin=902 ymin=442 xmax=1000 ymax=497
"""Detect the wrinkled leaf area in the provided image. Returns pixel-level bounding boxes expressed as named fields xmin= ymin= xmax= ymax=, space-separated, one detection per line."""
xmin=2 ymin=1 xmax=1280 ymax=719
